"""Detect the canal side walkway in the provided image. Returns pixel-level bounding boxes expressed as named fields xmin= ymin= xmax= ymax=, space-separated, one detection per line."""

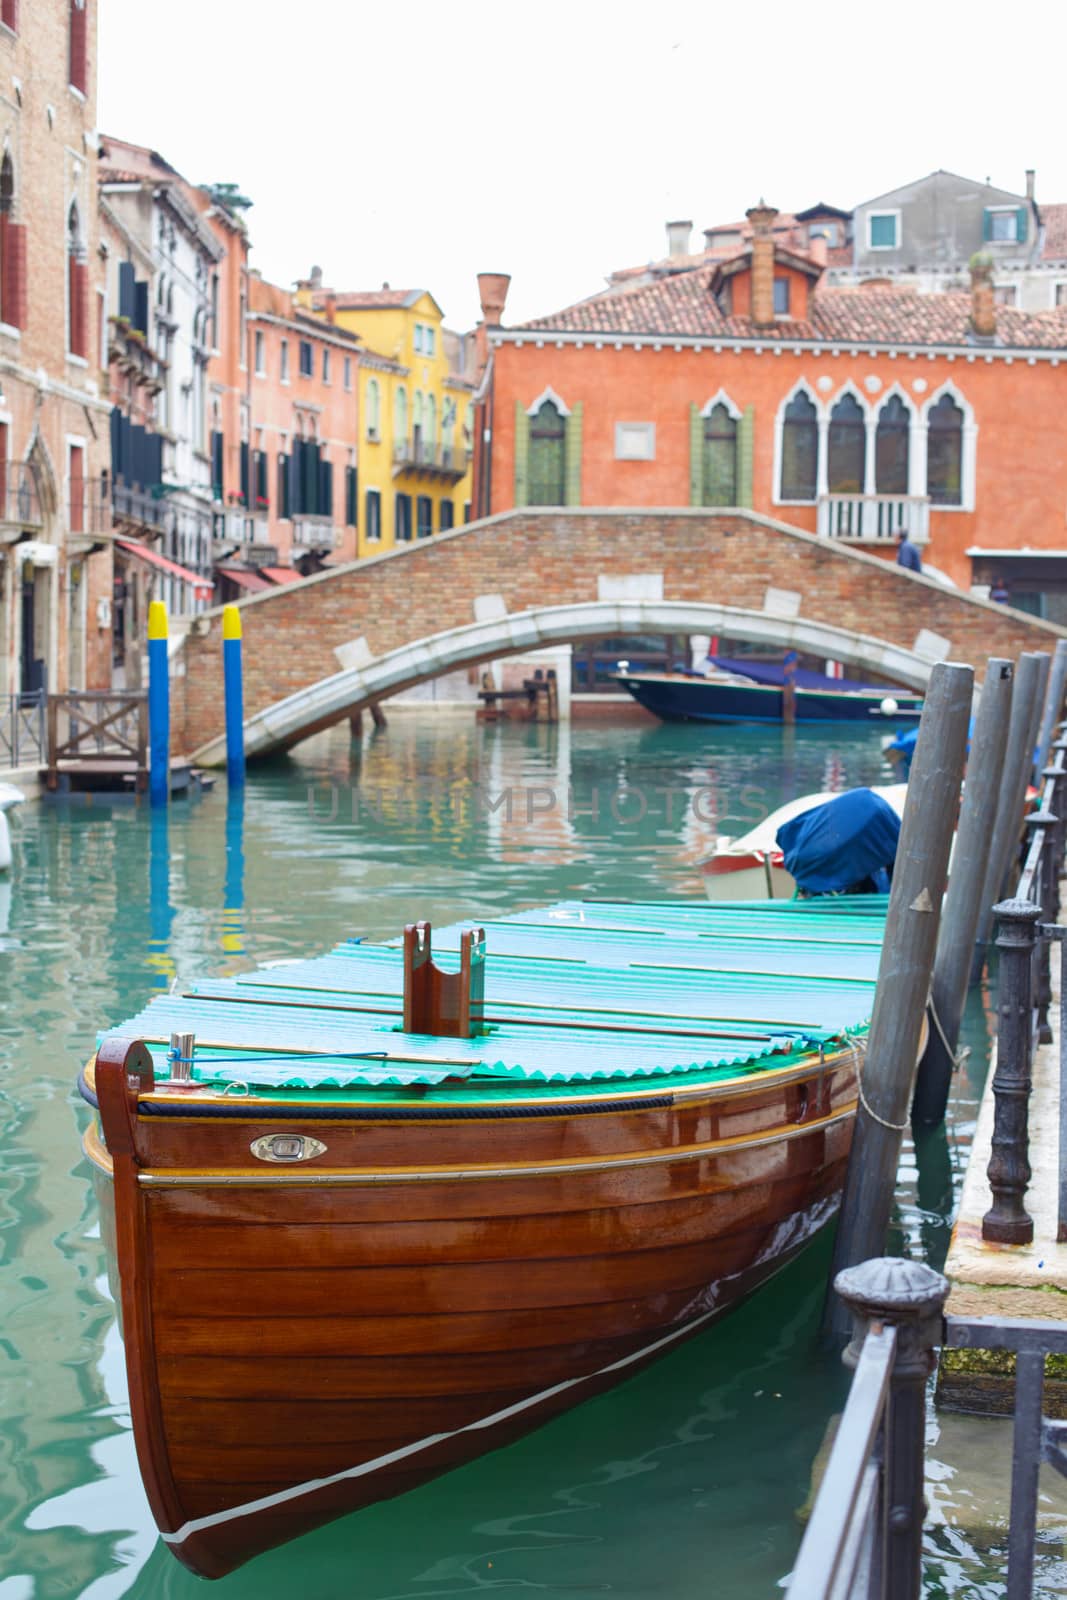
xmin=940 ymin=934 xmax=1067 ymax=1412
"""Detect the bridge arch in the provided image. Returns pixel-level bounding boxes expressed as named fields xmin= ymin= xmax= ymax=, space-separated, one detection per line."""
xmin=194 ymin=599 xmax=942 ymax=766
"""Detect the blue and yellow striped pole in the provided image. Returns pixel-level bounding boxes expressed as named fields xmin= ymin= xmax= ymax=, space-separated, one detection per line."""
xmin=147 ymin=600 xmax=169 ymax=808
xmin=223 ymin=604 xmax=245 ymax=789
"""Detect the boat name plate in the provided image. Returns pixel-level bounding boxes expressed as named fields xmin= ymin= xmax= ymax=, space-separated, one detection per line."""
xmin=250 ymin=1133 xmax=327 ymax=1164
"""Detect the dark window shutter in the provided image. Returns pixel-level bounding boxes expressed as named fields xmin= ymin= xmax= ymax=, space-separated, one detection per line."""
xmin=1 ymin=1 xmax=18 ymax=32
xmin=981 ymin=207 xmax=992 ymax=243
xmin=69 ymin=0 xmax=87 ymax=93
xmin=118 ymin=261 xmax=136 ymax=323
xmin=211 ymin=431 xmax=224 ymax=496
xmin=319 ymin=455 xmax=333 ymax=519
xmin=1017 ymin=206 xmax=1029 ymax=244
xmin=365 ymin=488 xmax=380 ymax=539
xmin=239 ymin=442 xmax=249 ymax=504
xmin=277 ymin=454 xmax=289 ymax=519
xmin=133 ymin=279 xmax=149 ymax=336
xmin=110 ymin=405 xmax=121 ymax=475
xmin=148 ymin=432 xmax=162 ymax=486
xmin=345 ymin=465 xmax=357 ymax=526
xmin=440 ymin=500 xmax=454 ymax=532
xmin=68 ymin=257 xmax=88 ymax=357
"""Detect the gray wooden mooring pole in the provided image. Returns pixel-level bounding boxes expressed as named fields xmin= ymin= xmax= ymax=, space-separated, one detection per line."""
xmin=911 ymin=658 xmax=1014 ymax=1127
xmin=1035 ymin=637 xmax=1067 ymax=783
xmin=825 ymin=660 xmax=973 ymax=1341
xmin=971 ymin=651 xmax=1049 ymax=980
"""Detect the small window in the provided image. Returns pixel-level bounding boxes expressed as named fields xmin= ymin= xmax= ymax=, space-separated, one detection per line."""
xmin=413 ymin=324 xmax=423 ymax=354
xmin=984 ymin=206 xmax=1027 ymax=245
xmin=395 ymin=491 xmax=412 ymax=541
xmin=773 ymin=277 xmax=790 ymax=315
xmin=809 ymin=222 xmax=839 ymax=247
xmin=416 ymin=494 xmax=433 ymax=537
xmin=868 ymin=212 xmax=898 ymax=251
xmin=280 ymin=340 xmax=290 ymax=382
xmin=614 ymin=422 xmax=655 ymax=461
xmin=365 ymin=487 xmax=381 ymax=540
xmin=344 ymin=356 xmax=352 ymax=391
xmin=1056 ymin=284 xmax=1067 ymax=307
xmin=425 ymin=326 xmax=435 ymax=356
xmin=299 ymin=340 xmax=313 ymax=377
xmin=344 ymin=464 xmax=357 ymax=526
xmin=439 ymin=500 xmax=454 ymax=532
xmin=366 ymin=377 xmax=381 ymax=441
xmin=322 ymin=348 xmax=330 ymax=383
xmin=993 ymin=284 xmax=1017 ymax=307
xmin=254 ymin=330 xmax=265 ymax=376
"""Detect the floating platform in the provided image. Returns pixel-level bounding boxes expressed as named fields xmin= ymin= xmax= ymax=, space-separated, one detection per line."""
xmin=80 ymin=896 xmax=887 ymax=1577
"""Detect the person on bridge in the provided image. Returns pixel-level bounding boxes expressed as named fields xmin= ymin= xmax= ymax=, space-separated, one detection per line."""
xmin=896 ymin=530 xmax=923 ymax=574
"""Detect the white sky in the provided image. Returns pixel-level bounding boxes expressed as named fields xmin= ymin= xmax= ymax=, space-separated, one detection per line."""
xmin=100 ymin=0 xmax=1067 ymax=332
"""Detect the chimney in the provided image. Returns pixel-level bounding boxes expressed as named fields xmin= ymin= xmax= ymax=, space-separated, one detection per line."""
xmin=809 ymin=232 xmax=828 ymax=268
xmin=477 ymin=271 xmax=511 ymax=327
xmin=309 ymin=264 xmax=323 ymax=291
xmin=666 ymin=219 xmax=692 ymax=259
xmin=324 ymin=291 xmax=336 ymax=324
xmin=969 ymin=251 xmax=996 ymax=340
xmin=1026 ymin=168 xmax=1036 ymax=202
xmin=746 ymin=200 xmax=779 ymax=328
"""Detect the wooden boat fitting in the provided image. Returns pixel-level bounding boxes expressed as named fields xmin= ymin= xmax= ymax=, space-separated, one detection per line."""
xmin=81 ymin=897 xmax=886 ymax=1578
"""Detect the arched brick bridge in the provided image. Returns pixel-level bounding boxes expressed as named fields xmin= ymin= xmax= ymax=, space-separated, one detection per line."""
xmin=174 ymin=509 xmax=1066 ymax=763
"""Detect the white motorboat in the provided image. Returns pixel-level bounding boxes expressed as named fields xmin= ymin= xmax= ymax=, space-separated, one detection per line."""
xmin=0 ymin=782 xmax=25 ymax=872
xmin=698 ymin=784 xmax=909 ymax=900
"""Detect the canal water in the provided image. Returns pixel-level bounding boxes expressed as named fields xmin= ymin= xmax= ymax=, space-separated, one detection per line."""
xmin=0 ymin=716 xmax=1059 ymax=1598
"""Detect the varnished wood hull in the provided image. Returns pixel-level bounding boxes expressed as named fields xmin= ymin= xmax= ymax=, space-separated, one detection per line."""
xmin=87 ymin=1040 xmax=859 ymax=1578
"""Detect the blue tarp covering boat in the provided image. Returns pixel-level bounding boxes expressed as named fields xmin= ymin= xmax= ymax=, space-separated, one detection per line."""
xmin=776 ymin=788 xmax=901 ymax=895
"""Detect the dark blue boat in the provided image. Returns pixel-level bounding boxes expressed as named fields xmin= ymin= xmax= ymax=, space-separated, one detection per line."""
xmin=617 ymin=658 xmax=923 ymax=726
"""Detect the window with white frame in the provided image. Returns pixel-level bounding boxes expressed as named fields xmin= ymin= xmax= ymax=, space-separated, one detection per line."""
xmin=425 ymin=325 xmax=435 ymax=356
xmin=867 ymin=211 xmax=899 ymax=251
xmin=254 ymin=330 xmax=265 ymax=376
xmin=280 ymin=339 xmax=290 ymax=382
xmin=1055 ymin=284 xmax=1067 ymax=307
xmin=614 ymin=422 xmax=655 ymax=460
xmin=779 ymin=390 xmax=818 ymax=500
xmin=365 ymin=377 xmax=381 ymax=441
xmin=322 ymin=347 xmax=331 ymax=383
xmin=344 ymin=355 xmax=352 ymax=390
xmin=413 ymin=324 xmax=423 ymax=354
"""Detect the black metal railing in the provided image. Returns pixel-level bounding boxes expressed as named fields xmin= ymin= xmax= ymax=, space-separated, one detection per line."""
xmin=112 ymin=479 xmax=164 ymax=531
xmin=68 ymin=477 xmax=112 ymax=536
xmin=790 ymin=1257 xmax=1067 ymax=1600
xmin=392 ymin=437 xmax=469 ymax=478
xmin=0 ymin=689 xmax=46 ymax=768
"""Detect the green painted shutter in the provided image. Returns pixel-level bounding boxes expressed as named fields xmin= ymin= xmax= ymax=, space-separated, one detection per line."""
xmin=514 ymin=401 xmax=529 ymax=506
xmin=738 ymin=406 xmax=754 ymax=508
xmin=981 ymin=207 xmax=992 ymax=243
xmin=689 ymin=404 xmax=703 ymax=505
xmin=564 ymin=402 xmax=583 ymax=506
xmin=1017 ymin=206 xmax=1030 ymax=244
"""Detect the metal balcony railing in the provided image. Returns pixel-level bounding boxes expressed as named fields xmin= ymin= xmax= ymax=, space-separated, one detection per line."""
xmin=392 ymin=437 xmax=470 ymax=479
xmin=291 ymin=517 xmax=340 ymax=550
xmin=67 ymin=477 xmax=111 ymax=536
xmin=0 ymin=463 xmax=44 ymax=529
xmin=817 ymin=494 xmax=930 ymax=545
xmin=112 ymin=479 xmax=164 ymax=532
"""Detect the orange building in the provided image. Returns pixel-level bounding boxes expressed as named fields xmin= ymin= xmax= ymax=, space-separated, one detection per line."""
xmin=476 ymin=205 xmax=1067 ymax=619
xmin=0 ymin=0 xmax=111 ymax=700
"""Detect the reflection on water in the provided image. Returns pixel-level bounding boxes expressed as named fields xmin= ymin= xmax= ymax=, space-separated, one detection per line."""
xmin=0 ymin=715 xmax=1024 ymax=1597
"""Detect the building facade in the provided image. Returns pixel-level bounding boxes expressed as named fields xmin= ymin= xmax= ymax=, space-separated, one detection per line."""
xmin=0 ymin=0 xmax=111 ymax=701
xmin=476 ymin=206 xmax=1067 ymax=614
xmin=299 ymin=278 xmax=473 ymax=552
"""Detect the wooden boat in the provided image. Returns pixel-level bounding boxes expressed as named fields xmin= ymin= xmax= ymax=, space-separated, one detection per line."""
xmin=616 ymin=659 xmax=924 ymax=725
xmin=80 ymin=897 xmax=886 ymax=1578
xmin=699 ymin=784 xmax=909 ymax=900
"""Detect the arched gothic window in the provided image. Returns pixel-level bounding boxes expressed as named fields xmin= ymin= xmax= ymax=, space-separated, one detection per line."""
xmin=412 ymin=391 xmax=424 ymax=454
xmin=394 ymin=385 xmax=407 ymax=443
xmin=780 ymin=391 xmax=817 ymax=501
xmin=702 ymin=404 xmax=737 ymax=506
xmin=528 ymin=398 xmax=566 ymax=505
xmin=927 ymin=393 xmax=963 ymax=506
xmin=425 ymin=393 xmax=436 ymax=452
xmin=875 ymin=394 xmax=910 ymax=495
xmin=827 ymin=393 xmax=865 ymax=495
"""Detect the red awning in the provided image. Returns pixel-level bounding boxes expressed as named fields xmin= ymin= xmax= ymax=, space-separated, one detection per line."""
xmin=261 ymin=566 xmax=303 ymax=585
xmin=114 ymin=537 xmax=214 ymax=599
xmin=216 ymin=566 xmax=272 ymax=593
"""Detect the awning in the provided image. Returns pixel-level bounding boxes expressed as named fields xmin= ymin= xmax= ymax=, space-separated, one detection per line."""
xmin=115 ymin=537 xmax=214 ymax=599
xmin=216 ymin=566 xmax=272 ymax=593
xmin=262 ymin=566 xmax=303 ymax=585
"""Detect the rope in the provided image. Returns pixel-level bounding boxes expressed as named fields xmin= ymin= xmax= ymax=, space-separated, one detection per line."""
xmin=847 ymin=1031 xmax=910 ymax=1133
xmin=927 ymin=990 xmax=971 ymax=1072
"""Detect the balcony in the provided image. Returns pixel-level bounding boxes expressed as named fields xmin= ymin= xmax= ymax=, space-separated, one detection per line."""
xmin=292 ymin=517 xmax=341 ymax=551
xmin=392 ymin=436 xmax=470 ymax=483
xmin=108 ymin=316 xmax=166 ymax=395
xmin=67 ymin=477 xmax=112 ymax=555
xmin=112 ymin=479 xmax=165 ymax=533
xmin=817 ymin=494 xmax=930 ymax=546
xmin=0 ymin=463 xmax=44 ymax=543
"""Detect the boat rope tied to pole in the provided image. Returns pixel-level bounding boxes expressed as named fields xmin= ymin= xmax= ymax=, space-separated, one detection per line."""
xmin=846 ymin=1031 xmax=910 ymax=1133
xmin=926 ymin=990 xmax=972 ymax=1073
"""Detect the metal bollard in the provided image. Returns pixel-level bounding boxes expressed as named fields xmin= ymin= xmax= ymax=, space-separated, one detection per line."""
xmin=835 ymin=1257 xmax=950 ymax=1600
xmin=1025 ymin=810 xmax=1058 ymax=1044
xmin=983 ymin=898 xmax=1041 ymax=1243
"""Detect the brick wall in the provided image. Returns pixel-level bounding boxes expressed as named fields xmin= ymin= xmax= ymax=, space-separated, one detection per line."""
xmin=175 ymin=508 xmax=1066 ymax=752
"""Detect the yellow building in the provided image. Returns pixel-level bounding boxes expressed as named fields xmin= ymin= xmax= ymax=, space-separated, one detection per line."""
xmin=298 ymin=282 xmax=474 ymax=556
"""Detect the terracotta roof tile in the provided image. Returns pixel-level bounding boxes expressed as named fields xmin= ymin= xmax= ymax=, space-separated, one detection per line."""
xmin=512 ymin=272 xmax=1067 ymax=350
xmin=311 ymin=288 xmax=424 ymax=310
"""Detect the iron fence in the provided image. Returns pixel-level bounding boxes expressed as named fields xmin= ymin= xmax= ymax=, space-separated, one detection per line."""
xmin=0 ymin=689 xmax=46 ymax=768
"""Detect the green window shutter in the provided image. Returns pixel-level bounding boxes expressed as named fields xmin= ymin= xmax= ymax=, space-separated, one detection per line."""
xmin=564 ymin=402 xmax=583 ymax=506
xmin=1017 ymin=206 xmax=1029 ymax=244
xmin=689 ymin=404 xmax=703 ymax=505
xmin=514 ymin=400 xmax=529 ymax=506
xmin=738 ymin=406 xmax=754 ymax=508
xmin=981 ymin=207 xmax=992 ymax=243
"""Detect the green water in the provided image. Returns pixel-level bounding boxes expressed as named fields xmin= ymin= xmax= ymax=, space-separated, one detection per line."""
xmin=0 ymin=717 xmax=1044 ymax=1598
